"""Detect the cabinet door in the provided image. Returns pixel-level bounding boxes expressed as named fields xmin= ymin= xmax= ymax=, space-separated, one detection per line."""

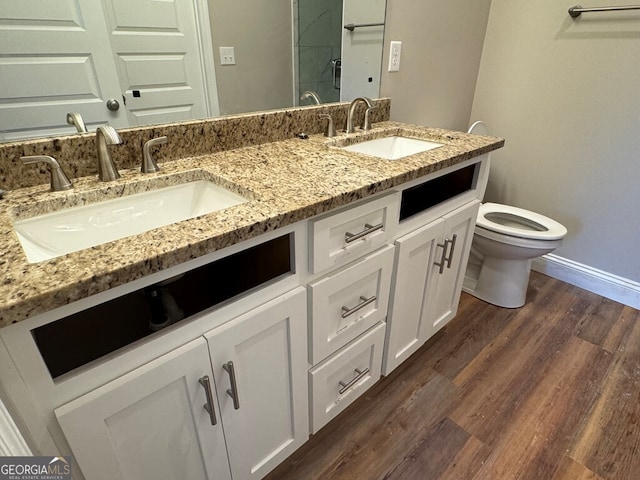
xmin=55 ymin=338 xmax=231 ymax=480
xmin=206 ymin=287 xmax=309 ymax=480
xmin=382 ymin=217 xmax=445 ymax=375
xmin=420 ymin=201 xmax=480 ymax=341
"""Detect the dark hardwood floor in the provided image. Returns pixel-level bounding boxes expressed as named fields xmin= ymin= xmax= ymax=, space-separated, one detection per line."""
xmin=266 ymin=272 xmax=640 ymax=480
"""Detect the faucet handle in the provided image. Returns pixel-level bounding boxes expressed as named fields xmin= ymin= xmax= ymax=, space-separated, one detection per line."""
xmin=66 ymin=112 xmax=87 ymax=133
xmin=21 ymin=155 xmax=73 ymax=192
xmin=142 ymin=136 xmax=168 ymax=173
xmin=318 ymin=114 xmax=336 ymax=138
xmin=363 ymin=103 xmax=377 ymax=131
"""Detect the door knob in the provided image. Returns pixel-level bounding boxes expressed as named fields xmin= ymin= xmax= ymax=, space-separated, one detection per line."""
xmin=106 ymin=99 xmax=120 ymax=111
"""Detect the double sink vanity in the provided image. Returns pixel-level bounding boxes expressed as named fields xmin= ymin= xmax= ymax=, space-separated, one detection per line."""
xmin=0 ymin=100 xmax=503 ymax=480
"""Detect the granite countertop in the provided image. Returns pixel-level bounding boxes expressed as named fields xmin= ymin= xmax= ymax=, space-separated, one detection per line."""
xmin=0 ymin=121 xmax=504 ymax=327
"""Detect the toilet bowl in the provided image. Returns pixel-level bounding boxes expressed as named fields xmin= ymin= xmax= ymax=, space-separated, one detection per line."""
xmin=462 ymin=122 xmax=567 ymax=308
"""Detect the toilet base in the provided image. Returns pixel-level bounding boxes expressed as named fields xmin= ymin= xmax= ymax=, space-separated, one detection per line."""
xmin=463 ymin=256 xmax=533 ymax=308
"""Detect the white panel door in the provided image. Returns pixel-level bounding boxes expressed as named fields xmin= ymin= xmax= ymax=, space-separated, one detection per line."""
xmin=206 ymin=287 xmax=309 ymax=480
xmin=340 ymin=0 xmax=386 ymax=101
xmin=102 ymin=0 xmax=211 ymax=125
xmin=55 ymin=337 xmax=231 ymax=480
xmin=382 ymin=217 xmax=445 ymax=376
xmin=0 ymin=0 xmax=128 ymax=141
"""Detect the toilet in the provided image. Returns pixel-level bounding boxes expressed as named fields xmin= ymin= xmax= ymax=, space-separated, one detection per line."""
xmin=462 ymin=121 xmax=567 ymax=308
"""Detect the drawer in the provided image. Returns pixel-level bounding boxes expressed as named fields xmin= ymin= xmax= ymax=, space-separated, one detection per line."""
xmin=308 ymin=245 xmax=394 ymax=364
xmin=309 ymin=192 xmax=400 ymax=274
xmin=309 ymin=322 xmax=385 ymax=433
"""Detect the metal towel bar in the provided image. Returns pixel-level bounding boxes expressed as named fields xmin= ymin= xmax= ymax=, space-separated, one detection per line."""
xmin=344 ymin=22 xmax=385 ymax=31
xmin=569 ymin=4 xmax=640 ymax=18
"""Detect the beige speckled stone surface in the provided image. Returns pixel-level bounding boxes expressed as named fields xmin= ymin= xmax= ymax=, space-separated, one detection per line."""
xmin=0 ymin=100 xmax=390 ymax=191
xmin=0 ymin=106 xmax=503 ymax=327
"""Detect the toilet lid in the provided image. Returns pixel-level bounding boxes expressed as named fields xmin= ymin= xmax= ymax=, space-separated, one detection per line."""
xmin=477 ymin=203 xmax=567 ymax=240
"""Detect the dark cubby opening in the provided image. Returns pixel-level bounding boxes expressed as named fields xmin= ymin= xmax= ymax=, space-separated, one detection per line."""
xmin=33 ymin=233 xmax=293 ymax=379
xmin=399 ymin=164 xmax=476 ymax=221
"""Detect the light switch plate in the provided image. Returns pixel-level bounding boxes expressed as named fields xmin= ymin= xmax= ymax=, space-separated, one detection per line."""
xmin=220 ymin=47 xmax=236 ymax=65
xmin=388 ymin=41 xmax=402 ymax=72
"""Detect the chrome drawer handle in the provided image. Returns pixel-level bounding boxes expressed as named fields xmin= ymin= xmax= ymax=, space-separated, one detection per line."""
xmin=444 ymin=234 xmax=458 ymax=269
xmin=434 ymin=234 xmax=458 ymax=274
xmin=344 ymin=222 xmax=384 ymax=243
xmin=434 ymin=241 xmax=448 ymax=274
xmin=341 ymin=295 xmax=377 ymax=318
xmin=198 ymin=375 xmax=217 ymax=425
xmin=338 ymin=368 xmax=370 ymax=394
xmin=223 ymin=361 xmax=240 ymax=410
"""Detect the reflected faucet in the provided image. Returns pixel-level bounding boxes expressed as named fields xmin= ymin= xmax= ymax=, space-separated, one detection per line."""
xmin=345 ymin=97 xmax=374 ymax=134
xmin=300 ymin=91 xmax=321 ymax=105
xmin=96 ymin=125 xmax=122 ymax=181
xmin=66 ymin=112 xmax=87 ymax=133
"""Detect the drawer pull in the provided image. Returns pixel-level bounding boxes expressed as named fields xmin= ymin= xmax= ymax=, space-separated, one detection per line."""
xmin=435 ymin=234 xmax=459 ymax=274
xmin=338 ymin=368 xmax=370 ymax=394
xmin=434 ymin=241 xmax=448 ymax=274
xmin=223 ymin=361 xmax=240 ymax=410
xmin=345 ymin=222 xmax=384 ymax=243
xmin=341 ymin=295 xmax=377 ymax=318
xmin=198 ymin=375 xmax=218 ymax=425
xmin=444 ymin=234 xmax=458 ymax=269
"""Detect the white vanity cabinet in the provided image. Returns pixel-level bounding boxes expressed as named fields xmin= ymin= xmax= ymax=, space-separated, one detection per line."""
xmin=383 ymin=200 xmax=479 ymax=375
xmin=55 ymin=337 xmax=232 ymax=480
xmin=306 ymin=194 xmax=398 ymax=432
xmin=205 ymin=287 xmax=309 ymax=480
xmin=54 ymin=287 xmax=308 ymax=480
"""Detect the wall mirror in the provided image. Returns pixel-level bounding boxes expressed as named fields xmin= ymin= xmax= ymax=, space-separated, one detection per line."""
xmin=0 ymin=0 xmax=386 ymax=143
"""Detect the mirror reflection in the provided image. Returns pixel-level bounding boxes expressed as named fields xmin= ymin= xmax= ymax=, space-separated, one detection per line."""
xmin=0 ymin=0 xmax=386 ymax=143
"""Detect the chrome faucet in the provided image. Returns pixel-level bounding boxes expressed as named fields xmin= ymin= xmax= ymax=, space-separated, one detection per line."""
xmin=345 ymin=97 xmax=374 ymax=134
xmin=300 ymin=91 xmax=321 ymax=105
xmin=96 ymin=125 xmax=122 ymax=181
xmin=21 ymin=155 xmax=73 ymax=191
xmin=66 ymin=112 xmax=87 ymax=133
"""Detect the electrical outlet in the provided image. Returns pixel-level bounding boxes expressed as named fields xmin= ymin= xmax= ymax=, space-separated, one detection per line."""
xmin=388 ymin=41 xmax=402 ymax=72
xmin=219 ymin=47 xmax=236 ymax=65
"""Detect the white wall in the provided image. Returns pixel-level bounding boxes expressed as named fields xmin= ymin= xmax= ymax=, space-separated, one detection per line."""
xmin=208 ymin=0 xmax=294 ymax=115
xmin=380 ymin=0 xmax=492 ymax=130
xmin=471 ymin=1 xmax=640 ymax=283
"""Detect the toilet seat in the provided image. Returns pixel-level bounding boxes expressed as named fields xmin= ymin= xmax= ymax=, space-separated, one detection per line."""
xmin=477 ymin=203 xmax=567 ymax=240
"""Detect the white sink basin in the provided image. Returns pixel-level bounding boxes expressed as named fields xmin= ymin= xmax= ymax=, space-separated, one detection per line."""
xmin=342 ymin=136 xmax=443 ymax=160
xmin=14 ymin=180 xmax=248 ymax=263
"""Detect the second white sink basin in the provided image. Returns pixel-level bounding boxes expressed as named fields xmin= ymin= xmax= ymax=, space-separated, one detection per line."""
xmin=14 ymin=180 xmax=248 ymax=263
xmin=342 ymin=136 xmax=443 ymax=160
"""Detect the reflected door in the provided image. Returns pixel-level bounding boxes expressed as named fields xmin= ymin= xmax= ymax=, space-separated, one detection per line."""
xmin=297 ymin=0 xmax=343 ymax=104
xmin=0 ymin=0 xmax=128 ymax=141
xmin=340 ymin=0 xmax=386 ymax=101
xmin=102 ymin=0 xmax=213 ymax=126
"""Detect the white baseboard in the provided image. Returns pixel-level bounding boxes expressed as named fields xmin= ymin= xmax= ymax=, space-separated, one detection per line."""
xmin=532 ymin=254 xmax=640 ymax=310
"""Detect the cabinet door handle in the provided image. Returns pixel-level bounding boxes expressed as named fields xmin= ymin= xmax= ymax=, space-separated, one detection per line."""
xmin=434 ymin=241 xmax=448 ymax=274
xmin=444 ymin=234 xmax=458 ymax=269
xmin=341 ymin=295 xmax=377 ymax=318
xmin=338 ymin=368 xmax=369 ymax=394
xmin=223 ymin=361 xmax=240 ymax=410
xmin=199 ymin=375 xmax=217 ymax=425
xmin=344 ymin=222 xmax=384 ymax=244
